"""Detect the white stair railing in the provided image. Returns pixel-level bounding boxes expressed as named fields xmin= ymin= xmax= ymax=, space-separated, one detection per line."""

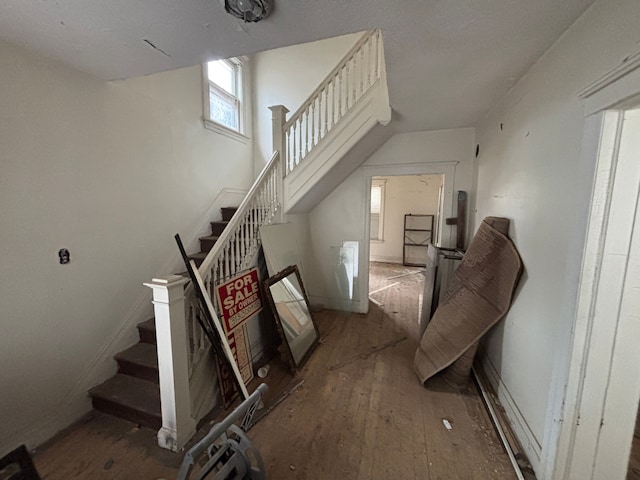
xmin=147 ymin=151 xmax=281 ymax=452
xmin=185 ymin=151 xmax=281 ymax=372
xmin=283 ymin=29 xmax=383 ymax=176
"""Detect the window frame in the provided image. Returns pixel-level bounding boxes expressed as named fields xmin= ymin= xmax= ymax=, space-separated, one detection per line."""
xmin=202 ymin=57 xmax=249 ymax=143
xmin=370 ymin=179 xmax=386 ymax=242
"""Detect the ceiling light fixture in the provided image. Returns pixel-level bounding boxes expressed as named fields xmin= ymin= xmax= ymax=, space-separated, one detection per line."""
xmin=222 ymin=0 xmax=272 ymax=22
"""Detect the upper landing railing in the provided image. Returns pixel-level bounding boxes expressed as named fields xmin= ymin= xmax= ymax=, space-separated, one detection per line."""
xmin=282 ymin=30 xmax=384 ymax=176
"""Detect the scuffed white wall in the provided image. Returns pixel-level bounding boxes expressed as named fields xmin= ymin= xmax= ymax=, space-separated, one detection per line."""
xmin=0 ymin=39 xmax=253 ymax=454
xmin=251 ymin=32 xmax=363 ymax=176
xmin=307 ymin=128 xmax=475 ymax=312
xmin=473 ymin=0 xmax=640 ymax=475
xmin=369 ymin=174 xmax=444 ymax=264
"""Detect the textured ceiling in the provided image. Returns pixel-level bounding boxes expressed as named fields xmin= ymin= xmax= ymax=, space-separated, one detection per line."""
xmin=0 ymin=0 xmax=596 ymax=131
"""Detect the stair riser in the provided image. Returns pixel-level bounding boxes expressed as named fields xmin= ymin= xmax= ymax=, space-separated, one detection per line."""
xmin=91 ymin=398 xmax=161 ymax=430
xmin=189 ymin=256 xmax=205 ymax=268
xmin=117 ymin=361 xmax=159 ymax=384
xmin=221 ymin=207 xmax=237 ymax=222
xmin=200 ymin=237 xmax=217 ymax=251
xmin=210 ymin=221 xmax=228 ymax=236
xmin=137 ymin=326 xmax=156 ymax=345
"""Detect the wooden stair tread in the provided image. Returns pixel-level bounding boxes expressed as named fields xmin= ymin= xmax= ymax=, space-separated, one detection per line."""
xmin=87 ymin=204 xmax=241 ymax=429
xmin=89 ymin=374 xmax=161 ymax=429
xmin=89 ymin=374 xmax=161 ymax=418
xmin=199 ymin=234 xmax=220 ymax=242
xmin=136 ymin=318 xmax=156 ymax=345
xmin=115 ymin=343 xmax=158 ymax=370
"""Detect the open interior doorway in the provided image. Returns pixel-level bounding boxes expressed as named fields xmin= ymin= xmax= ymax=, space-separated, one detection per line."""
xmin=367 ymin=174 xmax=445 ymax=323
xmin=368 ymin=174 xmax=444 ymax=266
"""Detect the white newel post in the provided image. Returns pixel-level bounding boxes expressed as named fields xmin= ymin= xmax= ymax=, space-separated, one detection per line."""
xmin=269 ymin=105 xmax=289 ymax=222
xmin=269 ymin=105 xmax=289 ymax=177
xmin=143 ymin=275 xmax=197 ymax=452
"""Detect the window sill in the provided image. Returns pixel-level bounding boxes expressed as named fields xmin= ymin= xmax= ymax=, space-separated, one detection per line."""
xmin=203 ymin=118 xmax=249 ymax=144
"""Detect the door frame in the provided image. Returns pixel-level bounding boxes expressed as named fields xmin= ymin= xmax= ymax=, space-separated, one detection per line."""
xmin=361 ymin=162 xmax=457 ymax=306
xmin=548 ymin=57 xmax=640 ymax=480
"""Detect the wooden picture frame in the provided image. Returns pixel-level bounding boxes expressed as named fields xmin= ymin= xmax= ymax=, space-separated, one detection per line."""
xmin=263 ymin=265 xmax=320 ymax=372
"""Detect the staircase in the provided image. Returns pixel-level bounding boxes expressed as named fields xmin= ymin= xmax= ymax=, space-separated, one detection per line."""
xmin=88 ymin=207 xmax=238 ymax=428
xmin=89 ymin=28 xmax=390 ymax=452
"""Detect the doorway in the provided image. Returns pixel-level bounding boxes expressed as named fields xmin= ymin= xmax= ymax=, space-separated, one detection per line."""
xmin=359 ymin=162 xmax=456 ymax=320
xmin=366 ymin=173 xmax=446 ymax=331
xmin=556 ymin=105 xmax=640 ymax=479
xmin=368 ymin=174 xmax=444 ymax=266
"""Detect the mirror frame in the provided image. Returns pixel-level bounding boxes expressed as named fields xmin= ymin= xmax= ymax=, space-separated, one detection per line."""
xmin=263 ymin=265 xmax=320 ymax=372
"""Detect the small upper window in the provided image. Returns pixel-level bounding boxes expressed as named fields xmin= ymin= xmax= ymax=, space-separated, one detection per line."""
xmin=370 ymin=180 xmax=386 ymax=241
xmin=203 ymin=58 xmax=245 ymax=137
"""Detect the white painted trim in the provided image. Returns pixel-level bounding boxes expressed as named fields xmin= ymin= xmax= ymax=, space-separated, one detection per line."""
xmin=548 ymin=60 xmax=640 ymax=478
xmin=145 ymin=275 xmax=197 ymax=451
xmin=370 ymin=178 xmax=386 ymax=241
xmin=203 ymin=118 xmax=250 ymax=144
xmin=480 ymin=352 xmax=542 ymax=470
xmin=546 ymin=111 xmax=618 ymax=479
xmin=578 ymin=49 xmax=640 ymax=99
xmin=284 ymin=81 xmax=390 ymax=213
xmin=473 ymin=366 xmax=527 ymax=480
xmin=557 ymin=108 xmax=640 ymax=480
xmin=201 ymin=58 xmax=251 ymax=142
xmin=582 ymin=55 xmax=640 ymax=117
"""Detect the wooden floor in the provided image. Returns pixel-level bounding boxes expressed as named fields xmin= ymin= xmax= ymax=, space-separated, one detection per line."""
xmin=33 ymin=262 xmax=517 ymax=479
xmin=627 ymin=411 xmax=640 ymax=479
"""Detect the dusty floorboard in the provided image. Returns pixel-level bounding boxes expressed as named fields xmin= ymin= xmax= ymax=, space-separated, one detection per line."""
xmin=250 ymin=262 xmax=516 ymax=479
xmin=33 ymin=262 xmax=517 ymax=479
xmin=33 ymin=412 xmax=181 ymax=479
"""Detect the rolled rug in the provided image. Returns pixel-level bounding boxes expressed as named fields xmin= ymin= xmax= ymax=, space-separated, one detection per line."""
xmin=414 ymin=217 xmax=523 ymax=388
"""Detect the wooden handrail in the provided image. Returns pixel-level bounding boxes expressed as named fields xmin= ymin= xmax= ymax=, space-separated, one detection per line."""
xmin=185 ymin=150 xmax=280 ymax=294
xmin=283 ymin=30 xmax=377 ymax=131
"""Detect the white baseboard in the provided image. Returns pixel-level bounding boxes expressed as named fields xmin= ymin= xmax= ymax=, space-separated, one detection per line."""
xmin=3 ymin=394 xmax=90 ymax=457
xmin=479 ymin=352 xmax=542 ymax=472
xmin=308 ymin=294 xmax=365 ymax=314
xmin=369 ymin=255 xmax=403 ymax=264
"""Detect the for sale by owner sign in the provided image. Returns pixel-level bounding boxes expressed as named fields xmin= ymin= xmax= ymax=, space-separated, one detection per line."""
xmin=216 ymin=267 xmax=262 ymax=331
xmin=215 ymin=268 xmax=262 ymax=407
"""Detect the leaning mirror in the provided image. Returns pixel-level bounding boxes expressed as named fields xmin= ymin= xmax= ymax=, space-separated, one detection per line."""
xmin=264 ymin=265 xmax=319 ymax=371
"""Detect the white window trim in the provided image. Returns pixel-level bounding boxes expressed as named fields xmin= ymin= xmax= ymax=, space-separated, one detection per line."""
xmin=202 ymin=58 xmax=250 ymax=144
xmin=370 ymin=179 xmax=386 ymax=242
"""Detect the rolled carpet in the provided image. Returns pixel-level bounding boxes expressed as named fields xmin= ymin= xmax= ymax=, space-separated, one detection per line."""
xmin=414 ymin=216 xmax=523 ymax=387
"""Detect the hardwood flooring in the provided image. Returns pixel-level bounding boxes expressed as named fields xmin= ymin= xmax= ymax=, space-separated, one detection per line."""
xmin=32 ymin=261 xmax=517 ymax=479
xmin=627 ymin=410 xmax=640 ymax=479
xmin=251 ymin=262 xmax=516 ymax=479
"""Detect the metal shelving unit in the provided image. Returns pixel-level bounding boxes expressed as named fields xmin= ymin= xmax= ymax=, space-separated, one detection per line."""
xmin=403 ymin=214 xmax=434 ymax=266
